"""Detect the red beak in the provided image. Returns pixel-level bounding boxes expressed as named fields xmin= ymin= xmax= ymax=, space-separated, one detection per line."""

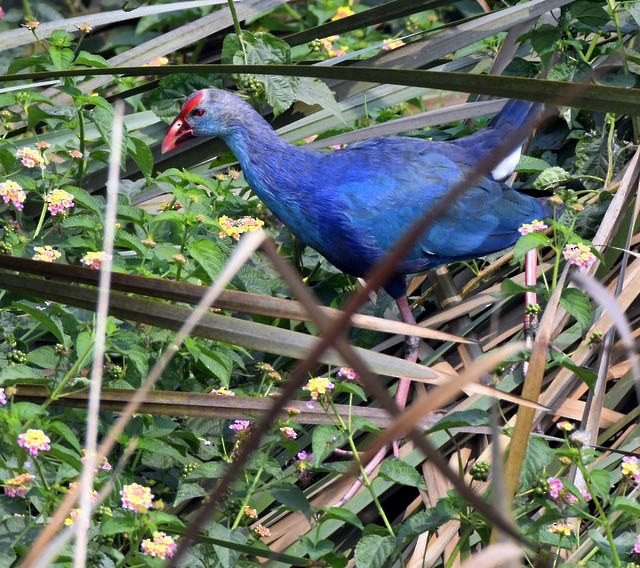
xmin=161 ymin=116 xmax=195 ymax=154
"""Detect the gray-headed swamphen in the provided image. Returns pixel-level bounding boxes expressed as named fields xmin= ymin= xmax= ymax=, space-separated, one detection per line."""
xmin=162 ymin=88 xmax=549 ymax=411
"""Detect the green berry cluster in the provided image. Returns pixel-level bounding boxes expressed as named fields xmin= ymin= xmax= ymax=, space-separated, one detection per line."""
xmin=470 ymin=460 xmax=490 ymax=481
xmin=8 ymin=350 xmax=27 ymax=364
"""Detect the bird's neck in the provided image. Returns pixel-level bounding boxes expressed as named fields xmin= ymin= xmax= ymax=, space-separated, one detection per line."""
xmin=222 ymin=114 xmax=298 ymax=175
xmin=220 ymin=111 xmax=315 ymax=209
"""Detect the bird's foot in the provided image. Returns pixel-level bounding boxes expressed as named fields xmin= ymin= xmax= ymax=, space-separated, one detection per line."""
xmin=338 ymin=445 xmax=388 ymax=506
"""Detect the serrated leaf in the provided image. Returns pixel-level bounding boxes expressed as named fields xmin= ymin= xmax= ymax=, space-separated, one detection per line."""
xmin=68 ymin=186 xmax=103 ymax=217
xmin=611 ymin=496 xmax=640 ymax=515
xmin=520 ymin=436 xmax=554 ymax=488
xmin=128 ymin=136 xmax=154 ymax=178
xmin=270 ymin=482 xmax=312 ymax=519
xmin=0 ymin=365 xmax=44 ymax=384
xmin=26 ymin=346 xmax=58 ymax=370
xmin=100 ymin=512 xmax=138 ymax=536
xmin=427 ymin=409 xmax=490 ymax=433
xmin=533 ymin=166 xmax=572 ymax=189
xmin=334 ymin=381 xmax=366 ymax=401
xmin=354 ymin=534 xmax=395 ymax=568
xmin=173 ymin=482 xmax=207 ymax=508
xmin=324 ymin=507 xmax=364 ymax=530
xmin=74 ymin=51 xmax=110 ymax=69
xmin=11 ymin=302 xmax=64 ymax=343
xmin=515 ymin=155 xmax=551 ymax=173
xmin=513 ymin=232 xmax=551 ymax=262
xmin=137 ymin=437 xmax=189 ymax=464
xmin=396 ymin=501 xmax=454 ymax=542
xmin=379 ymin=459 xmax=426 ymax=489
xmin=560 ymin=288 xmax=592 ymax=330
xmin=11 ymin=402 xmax=47 ymax=421
xmin=589 ymin=469 xmax=611 ymax=500
xmin=48 ymin=421 xmax=82 ymax=451
xmin=312 ymin=425 xmax=347 ymax=464
xmin=188 ymin=239 xmax=226 ymax=283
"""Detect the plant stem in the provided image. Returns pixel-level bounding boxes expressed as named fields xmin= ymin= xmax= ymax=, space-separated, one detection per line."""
xmin=575 ymin=457 xmax=621 ymax=567
xmin=227 ymin=0 xmax=247 ymax=62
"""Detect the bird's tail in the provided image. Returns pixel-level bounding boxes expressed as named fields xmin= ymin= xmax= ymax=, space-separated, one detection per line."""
xmin=488 ymin=99 xmax=543 ymax=132
xmin=453 ymin=99 xmax=544 ymax=181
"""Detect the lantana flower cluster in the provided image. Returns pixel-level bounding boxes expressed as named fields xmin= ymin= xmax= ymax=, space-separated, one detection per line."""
xmin=17 ymin=146 xmax=46 ymax=169
xmin=303 ymin=377 xmax=334 ymax=402
xmin=45 ymin=189 xmax=75 ymax=216
xmin=141 ymin=531 xmax=177 ymax=559
xmin=563 ymin=243 xmax=596 ymax=269
xmin=4 ymin=473 xmax=35 ymax=498
xmin=17 ymin=429 xmax=51 ymax=457
xmin=518 ymin=219 xmax=548 ymax=235
xmin=621 ymin=456 xmax=640 ymax=483
xmin=218 ymin=215 xmax=264 ymax=240
xmin=229 ymin=419 xmax=251 ymax=435
xmin=0 ymin=180 xmax=26 ymax=210
xmin=120 ymin=482 xmax=154 ymax=513
xmin=293 ymin=450 xmax=315 ymax=478
xmin=32 ymin=246 xmax=61 ymax=263
xmin=81 ymin=251 xmax=109 ymax=270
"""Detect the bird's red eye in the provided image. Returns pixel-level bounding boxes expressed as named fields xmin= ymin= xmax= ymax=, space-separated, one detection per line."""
xmin=191 ymin=108 xmax=205 ymax=117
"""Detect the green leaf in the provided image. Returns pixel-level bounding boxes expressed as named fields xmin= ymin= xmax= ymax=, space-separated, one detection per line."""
xmin=324 ymin=507 xmax=364 ymax=530
xmin=312 ymin=425 xmax=348 ymax=464
xmin=295 ymin=77 xmax=343 ymax=122
xmin=128 ymin=137 xmax=154 ymax=178
xmin=209 ymin=523 xmax=249 ymax=568
xmin=520 ymin=436 xmax=553 ymax=488
xmin=497 ymin=278 xmax=535 ymax=300
xmin=173 ymin=482 xmax=207 ymax=508
xmin=48 ymin=421 xmax=82 ymax=451
xmin=533 ymin=166 xmax=572 ymax=189
xmin=11 ymin=402 xmax=47 ymax=421
xmin=354 ymin=534 xmax=395 ymax=568
xmin=47 ymin=445 xmax=82 ymax=471
xmin=589 ymin=469 xmax=611 ymax=500
xmin=379 ymin=459 xmax=426 ymax=489
xmin=61 ymin=215 xmax=100 ymax=231
xmin=560 ymin=288 xmax=592 ymax=330
xmin=0 ymin=364 xmax=44 ymax=384
xmin=26 ymin=346 xmax=58 ymax=370
xmin=48 ymin=46 xmax=75 ymax=71
xmin=396 ymin=501 xmax=454 ymax=542
xmin=74 ymin=51 xmax=110 ymax=69
xmin=513 ymin=232 xmax=551 ymax=262
xmin=334 ymin=381 xmax=366 ymax=401
xmin=188 ymin=239 xmax=226 ymax=283
xmin=100 ymin=512 xmax=138 ymax=536
xmin=569 ymin=1 xmax=609 ymax=31
xmin=515 ymin=155 xmax=551 ymax=173
xmin=427 ymin=409 xmax=490 ymax=433
xmin=270 ymin=482 xmax=312 ymax=519
xmin=611 ymin=496 xmax=640 ymax=516
xmin=68 ymin=186 xmax=103 ymax=217
xmin=11 ymin=302 xmax=65 ymax=343
xmin=137 ymin=437 xmax=189 ymax=464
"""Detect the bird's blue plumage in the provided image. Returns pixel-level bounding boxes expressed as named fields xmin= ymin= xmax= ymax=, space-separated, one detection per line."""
xmin=170 ymin=89 xmax=549 ymax=298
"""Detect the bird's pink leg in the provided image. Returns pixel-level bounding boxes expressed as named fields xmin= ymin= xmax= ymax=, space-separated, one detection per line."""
xmin=523 ymin=250 xmax=538 ymax=373
xmin=338 ymin=296 xmax=418 ymax=504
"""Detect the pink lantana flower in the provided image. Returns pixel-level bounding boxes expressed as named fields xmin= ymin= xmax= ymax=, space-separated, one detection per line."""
xmin=120 ymin=482 xmax=154 ymax=513
xmin=141 ymin=531 xmax=177 ymax=559
xmin=563 ymin=243 xmax=596 ymax=269
xmin=18 ymin=429 xmax=51 ymax=457
xmin=81 ymin=251 xmax=109 ymax=270
xmin=0 ymin=180 xmax=26 ymax=210
xmin=4 ymin=473 xmax=35 ymax=498
xmin=45 ymin=189 xmax=74 ymax=216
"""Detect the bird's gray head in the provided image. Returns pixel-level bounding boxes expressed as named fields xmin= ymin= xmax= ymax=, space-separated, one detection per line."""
xmin=161 ymin=88 xmax=252 ymax=153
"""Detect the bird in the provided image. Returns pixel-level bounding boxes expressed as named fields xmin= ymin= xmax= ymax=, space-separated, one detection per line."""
xmin=162 ymin=88 xmax=550 ymax=410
